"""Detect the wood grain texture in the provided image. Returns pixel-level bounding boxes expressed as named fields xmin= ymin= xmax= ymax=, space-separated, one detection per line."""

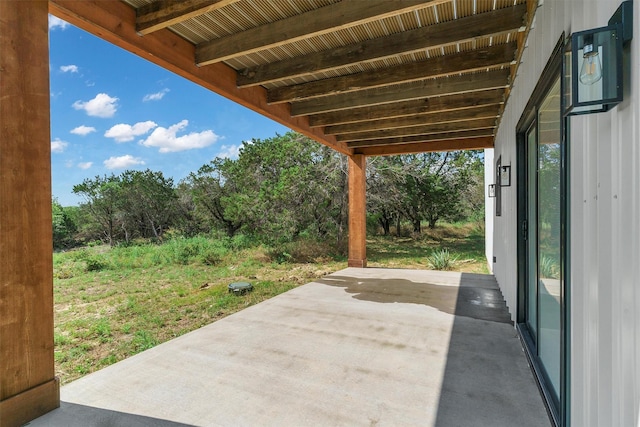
xmin=195 ymin=0 xmax=442 ymax=65
xmin=237 ymin=4 xmax=526 ymax=87
xmin=268 ymin=43 xmax=516 ymax=104
xmin=347 ymin=129 xmax=495 ymax=148
xmin=325 ymin=104 xmax=502 ymax=135
xmin=308 ymin=88 xmax=506 ymax=127
xmin=0 ymin=1 xmax=59 ymax=423
xmin=348 ymin=155 xmax=367 ymax=268
xmin=337 ymin=118 xmax=497 ymax=143
xmin=136 ymin=0 xmax=239 ymax=35
xmin=0 ymin=379 xmax=60 ymax=427
xmin=290 ymin=70 xmax=510 ymax=117
xmin=355 ymin=136 xmax=494 ymax=156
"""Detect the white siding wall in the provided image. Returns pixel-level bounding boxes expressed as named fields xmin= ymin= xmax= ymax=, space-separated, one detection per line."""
xmin=484 ymin=148 xmax=495 ymax=273
xmin=491 ymin=1 xmax=640 ymax=425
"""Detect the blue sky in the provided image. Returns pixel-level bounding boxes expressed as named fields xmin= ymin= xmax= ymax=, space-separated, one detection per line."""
xmin=49 ymin=16 xmax=289 ymax=206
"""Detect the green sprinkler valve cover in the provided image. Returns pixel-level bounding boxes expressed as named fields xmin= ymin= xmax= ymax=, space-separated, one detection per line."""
xmin=228 ymin=281 xmax=253 ymax=295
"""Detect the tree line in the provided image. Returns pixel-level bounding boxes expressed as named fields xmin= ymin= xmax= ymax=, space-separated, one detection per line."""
xmin=53 ymin=132 xmax=484 ymax=250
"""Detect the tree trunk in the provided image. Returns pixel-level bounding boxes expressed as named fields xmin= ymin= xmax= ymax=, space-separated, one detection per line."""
xmin=378 ymin=217 xmax=390 ymax=236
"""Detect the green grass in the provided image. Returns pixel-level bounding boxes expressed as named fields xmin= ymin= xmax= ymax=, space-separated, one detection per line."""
xmin=367 ymin=221 xmax=488 ymax=273
xmin=53 ymin=223 xmax=486 ymax=384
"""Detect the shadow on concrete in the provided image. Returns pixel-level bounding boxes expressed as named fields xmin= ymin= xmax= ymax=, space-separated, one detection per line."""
xmin=25 ymin=402 xmax=197 ymax=427
xmin=319 ymin=270 xmax=549 ymax=427
xmin=432 ymin=273 xmax=549 ymax=427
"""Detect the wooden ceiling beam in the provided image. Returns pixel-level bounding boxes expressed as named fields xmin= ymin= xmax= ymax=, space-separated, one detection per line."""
xmin=355 ymin=136 xmax=494 ymax=156
xmin=325 ymin=105 xmax=501 ymax=135
xmin=308 ymin=88 xmax=506 ymax=127
xmin=293 ymin=70 xmax=509 ymax=117
xmin=337 ymin=118 xmax=497 ymax=143
xmin=136 ymin=0 xmax=239 ymax=35
xmin=347 ymin=129 xmax=495 ymax=148
xmin=195 ymin=0 xmax=446 ymax=66
xmin=269 ymin=42 xmax=517 ymax=104
xmin=49 ymin=0 xmax=350 ymax=156
xmin=237 ymin=4 xmax=527 ymax=88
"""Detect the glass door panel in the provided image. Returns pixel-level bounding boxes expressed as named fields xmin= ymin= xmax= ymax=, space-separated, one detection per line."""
xmin=526 ymin=123 xmax=538 ymax=341
xmin=536 ymin=77 xmax=562 ymax=399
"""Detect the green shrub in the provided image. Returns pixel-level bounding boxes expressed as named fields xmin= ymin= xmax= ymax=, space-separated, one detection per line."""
xmin=266 ymin=238 xmax=338 ymax=264
xmin=85 ymin=254 xmax=109 ymax=272
xmin=427 ymin=249 xmax=459 ymax=271
xmin=55 ymin=266 xmax=77 ymax=279
xmin=199 ymin=249 xmax=222 ymax=266
xmin=226 ymin=234 xmax=256 ymax=251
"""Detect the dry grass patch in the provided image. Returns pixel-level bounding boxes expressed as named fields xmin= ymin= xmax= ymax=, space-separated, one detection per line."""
xmin=54 ymin=223 xmax=485 ymax=384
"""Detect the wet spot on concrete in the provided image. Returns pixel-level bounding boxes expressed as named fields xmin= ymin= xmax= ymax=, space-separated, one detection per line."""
xmin=318 ymin=275 xmax=512 ymax=324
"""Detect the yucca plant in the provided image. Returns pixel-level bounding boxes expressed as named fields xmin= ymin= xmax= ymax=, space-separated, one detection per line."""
xmin=427 ymin=248 xmax=459 ymax=271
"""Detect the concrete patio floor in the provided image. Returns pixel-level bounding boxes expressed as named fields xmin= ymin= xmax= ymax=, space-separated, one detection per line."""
xmin=28 ymin=268 xmax=550 ymax=427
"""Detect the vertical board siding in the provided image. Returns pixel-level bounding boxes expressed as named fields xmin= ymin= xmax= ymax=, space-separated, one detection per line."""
xmin=484 ymin=148 xmax=495 ymax=273
xmin=490 ymin=1 xmax=640 ymax=425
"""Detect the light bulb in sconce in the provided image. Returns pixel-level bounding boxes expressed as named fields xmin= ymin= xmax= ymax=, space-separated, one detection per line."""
xmin=579 ymin=35 xmax=603 ymax=85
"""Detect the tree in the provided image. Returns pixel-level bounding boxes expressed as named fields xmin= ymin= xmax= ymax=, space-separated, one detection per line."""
xmin=367 ymin=151 xmax=484 ymax=234
xmin=181 ymin=132 xmax=349 ymax=247
xmin=367 ymin=156 xmax=405 ymax=236
xmin=73 ymin=174 xmax=123 ymax=246
xmin=184 ymin=159 xmax=244 ymax=237
xmin=119 ymin=169 xmax=178 ymax=241
xmin=52 ymin=198 xmax=78 ymax=250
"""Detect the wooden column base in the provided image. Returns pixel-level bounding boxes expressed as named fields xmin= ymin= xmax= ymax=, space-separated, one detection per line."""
xmin=0 ymin=378 xmax=60 ymax=427
xmin=348 ymin=259 xmax=367 ymax=268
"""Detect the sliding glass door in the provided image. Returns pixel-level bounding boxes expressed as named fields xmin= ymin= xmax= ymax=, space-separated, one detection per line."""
xmin=517 ymin=38 xmax=567 ymax=426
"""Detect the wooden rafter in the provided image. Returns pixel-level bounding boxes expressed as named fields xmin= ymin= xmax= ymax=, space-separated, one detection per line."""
xmin=354 ymin=136 xmax=494 ymax=156
xmin=269 ymin=43 xmax=517 ymax=104
xmin=237 ymin=4 xmax=526 ymax=88
xmin=294 ymin=71 xmax=509 ymax=117
xmin=324 ymin=104 xmax=502 ymax=135
xmin=136 ymin=0 xmax=240 ymax=35
xmin=337 ymin=118 xmax=497 ymax=143
xmin=195 ymin=0 xmax=447 ymax=66
xmin=309 ymin=89 xmax=504 ymax=127
xmin=347 ymin=129 xmax=495 ymax=148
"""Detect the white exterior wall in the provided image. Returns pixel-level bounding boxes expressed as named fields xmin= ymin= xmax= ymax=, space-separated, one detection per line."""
xmin=490 ymin=1 xmax=640 ymax=426
xmin=484 ymin=148 xmax=495 ymax=273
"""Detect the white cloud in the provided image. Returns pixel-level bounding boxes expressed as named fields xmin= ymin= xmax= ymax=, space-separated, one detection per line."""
xmin=105 ymin=121 xmax=157 ymax=143
xmin=140 ymin=120 xmax=220 ymax=153
xmin=77 ymin=162 xmax=93 ymax=170
xmin=60 ymin=65 xmax=78 ymax=73
xmin=70 ymin=125 xmax=96 ymax=136
xmin=73 ymin=93 xmax=118 ymax=118
xmin=103 ymin=155 xmax=145 ymax=170
xmin=216 ymin=144 xmax=241 ymax=159
xmin=143 ymin=89 xmax=169 ymax=102
xmin=48 ymin=16 xmax=69 ymax=31
xmin=51 ymin=138 xmax=69 ymax=153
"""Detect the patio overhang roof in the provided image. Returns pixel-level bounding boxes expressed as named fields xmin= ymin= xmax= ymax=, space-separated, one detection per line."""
xmin=49 ymin=0 xmax=537 ymax=157
xmin=1 ymin=3 xmax=541 ymax=424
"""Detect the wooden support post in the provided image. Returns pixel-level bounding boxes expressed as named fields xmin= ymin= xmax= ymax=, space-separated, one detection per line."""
xmin=0 ymin=1 xmax=60 ymax=426
xmin=348 ymin=154 xmax=367 ymax=268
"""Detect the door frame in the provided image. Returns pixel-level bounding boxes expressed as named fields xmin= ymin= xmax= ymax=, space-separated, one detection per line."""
xmin=516 ymin=35 xmax=570 ymax=427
